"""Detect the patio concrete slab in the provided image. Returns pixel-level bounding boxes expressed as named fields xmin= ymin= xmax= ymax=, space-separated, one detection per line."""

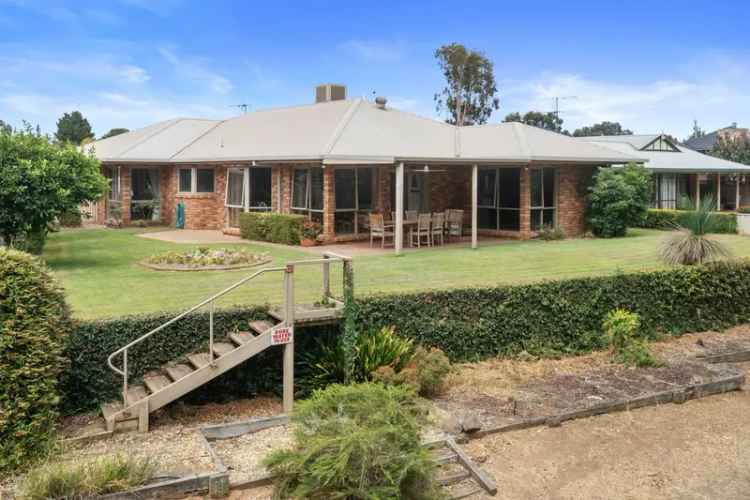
xmin=138 ymin=230 xmax=247 ymax=244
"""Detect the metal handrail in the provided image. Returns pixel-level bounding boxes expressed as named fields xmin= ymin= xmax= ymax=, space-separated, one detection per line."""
xmin=107 ymin=253 xmax=351 ymax=409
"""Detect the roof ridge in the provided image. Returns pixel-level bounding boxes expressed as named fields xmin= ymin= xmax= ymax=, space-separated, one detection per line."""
xmin=323 ymin=99 xmax=363 ymax=155
xmin=169 ymin=119 xmax=227 ymax=161
xmin=115 ymin=119 xmax=184 ymax=158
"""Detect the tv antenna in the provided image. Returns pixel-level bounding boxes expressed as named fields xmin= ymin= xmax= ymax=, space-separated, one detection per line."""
xmin=230 ymin=103 xmax=250 ymax=114
xmin=552 ymin=96 xmax=577 ymax=118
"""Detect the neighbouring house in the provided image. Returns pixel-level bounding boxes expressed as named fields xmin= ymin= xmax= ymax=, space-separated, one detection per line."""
xmin=683 ymin=123 xmax=750 ymax=154
xmin=86 ymin=84 xmax=643 ymax=252
xmin=581 ymin=134 xmax=750 ymax=211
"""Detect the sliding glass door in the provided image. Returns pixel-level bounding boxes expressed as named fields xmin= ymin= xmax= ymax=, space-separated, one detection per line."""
xmin=130 ymin=168 xmax=160 ymax=221
xmin=478 ymin=167 xmax=521 ymax=231
xmin=225 ymin=167 xmax=272 ymax=228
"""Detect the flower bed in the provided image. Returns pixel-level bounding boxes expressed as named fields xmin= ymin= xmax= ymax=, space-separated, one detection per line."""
xmin=141 ymin=247 xmax=271 ymax=271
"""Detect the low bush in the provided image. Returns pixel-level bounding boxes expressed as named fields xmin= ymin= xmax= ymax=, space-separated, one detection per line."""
xmin=602 ymin=309 xmax=659 ymax=367
xmin=19 ymin=454 xmax=155 ymax=500
xmin=145 ymin=247 xmax=268 ymax=268
xmin=373 ymin=347 xmax=452 ymax=398
xmin=239 ymin=212 xmax=305 ymax=245
xmin=353 ymin=260 xmax=750 ymax=362
xmin=536 ymin=224 xmax=566 ymax=241
xmin=264 ymin=383 xmax=441 ymax=500
xmin=640 ymin=208 xmax=737 ymax=234
xmin=58 ymin=209 xmax=83 ymax=228
xmin=0 ymin=249 xmax=72 ymax=472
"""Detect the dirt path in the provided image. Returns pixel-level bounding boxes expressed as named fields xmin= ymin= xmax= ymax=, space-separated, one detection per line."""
xmin=467 ymin=384 xmax=750 ymax=499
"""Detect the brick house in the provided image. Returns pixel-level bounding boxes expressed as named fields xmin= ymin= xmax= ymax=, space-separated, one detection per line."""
xmin=87 ymin=85 xmax=643 ymax=252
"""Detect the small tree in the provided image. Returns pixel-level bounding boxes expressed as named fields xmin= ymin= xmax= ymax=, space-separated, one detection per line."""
xmin=659 ymin=196 xmax=731 ymax=266
xmin=573 ymin=121 xmax=633 ymax=137
xmin=0 ymin=128 xmax=107 ymax=251
xmin=0 ymin=119 xmax=11 ymax=134
xmin=586 ymin=163 xmax=652 ymax=237
xmin=434 ymin=43 xmax=499 ymax=126
xmin=710 ymin=136 xmax=750 ymax=166
xmin=55 ymin=110 xmax=94 ymax=145
xmin=101 ymin=128 xmax=130 ymax=140
xmin=504 ymin=111 xmax=565 ymax=133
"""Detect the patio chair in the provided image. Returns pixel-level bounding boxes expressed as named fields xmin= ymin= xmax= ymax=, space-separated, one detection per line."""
xmin=405 ymin=210 xmax=418 ymax=223
xmin=431 ymin=212 xmax=446 ymax=246
xmin=411 ymin=213 xmax=432 ymax=248
xmin=446 ymin=209 xmax=464 ymax=242
xmin=369 ymin=213 xmax=394 ymax=248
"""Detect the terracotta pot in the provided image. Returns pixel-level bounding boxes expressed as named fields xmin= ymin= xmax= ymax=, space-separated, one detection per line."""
xmin=300 ymin=238 xmax=317 ymax=247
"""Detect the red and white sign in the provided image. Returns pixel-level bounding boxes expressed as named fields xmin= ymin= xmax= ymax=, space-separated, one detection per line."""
xmin=271 ymin=326 xmax=294 ymax=345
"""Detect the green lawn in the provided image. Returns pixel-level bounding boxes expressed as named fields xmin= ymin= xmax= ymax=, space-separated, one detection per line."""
xmin=44 ymin=227 xmax=750 ymax=319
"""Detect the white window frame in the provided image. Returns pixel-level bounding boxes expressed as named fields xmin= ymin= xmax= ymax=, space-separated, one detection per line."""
xmin=224 ymin=167 xmax=272 ymax=212
xmin=291 ymin=167 xmax=324 ymax=215
xmin=178 ymin=167 xmax=215 ymax=194
xmin=530 ymin=167 xmax=558 ymax=231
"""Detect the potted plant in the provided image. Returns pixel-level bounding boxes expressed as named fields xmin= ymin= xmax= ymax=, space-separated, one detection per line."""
xmin=301 ymin=220 xmax=322 ymax=246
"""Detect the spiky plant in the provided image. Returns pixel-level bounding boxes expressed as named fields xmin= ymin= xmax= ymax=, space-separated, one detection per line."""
xmin=659 ymin=196 xmax=731 ymax=266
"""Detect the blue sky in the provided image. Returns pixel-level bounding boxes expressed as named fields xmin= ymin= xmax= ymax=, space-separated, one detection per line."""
xmin=1 ymin=0 xmax=748 ymax=139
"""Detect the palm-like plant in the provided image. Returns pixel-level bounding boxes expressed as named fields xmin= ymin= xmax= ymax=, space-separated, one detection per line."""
xmin=659 ymin=196 xmax=731 ymax=266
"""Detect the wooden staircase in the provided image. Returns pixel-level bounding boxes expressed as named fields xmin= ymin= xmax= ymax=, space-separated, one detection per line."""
xmin=103 ymin=254 xmax=351 ymax=433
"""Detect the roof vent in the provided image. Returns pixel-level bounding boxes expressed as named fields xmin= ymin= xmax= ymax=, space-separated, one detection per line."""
xmin=315 ymin=84 xmax=347 ymax=103
xmin=375 ymin=96 xmax=387 ymax=109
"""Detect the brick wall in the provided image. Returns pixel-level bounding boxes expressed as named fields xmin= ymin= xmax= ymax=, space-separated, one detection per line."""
xmin=175 ymin=166 xmax=227 ymax=230
xmin=322 ymin=167 xmax=336 ymax=241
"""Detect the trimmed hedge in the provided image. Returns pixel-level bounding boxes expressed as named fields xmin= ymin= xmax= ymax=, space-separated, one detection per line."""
xmin=239 ymin=212 xmax=304 ymax=245
xmin=61 ymin=308 xmax=337 ymax=414
xmin=1 ymin=249 xmax=72 ymax=472
xmin=353 ymin=260 xmax=750 ymax=361
xmin=639 ymin=208 xmax=737 ymax=234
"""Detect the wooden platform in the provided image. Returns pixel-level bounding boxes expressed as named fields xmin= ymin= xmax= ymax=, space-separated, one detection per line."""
xmin=268 ymin=301 xmax=345 ymax=326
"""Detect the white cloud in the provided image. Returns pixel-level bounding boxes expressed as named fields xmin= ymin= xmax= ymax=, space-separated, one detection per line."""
xmin=119 ymin=65 xmax=150 ymax=84
xmin=159 ymin=46 xmax=233 ymax=94
xmin=339 ymin=40 xmax=405 ymax=63
xmin=501 ymin=56 xmax=750 ymax=138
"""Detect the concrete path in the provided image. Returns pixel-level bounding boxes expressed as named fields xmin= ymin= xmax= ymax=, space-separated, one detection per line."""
xmin=138 ymin=230 xmax=247 ymax=244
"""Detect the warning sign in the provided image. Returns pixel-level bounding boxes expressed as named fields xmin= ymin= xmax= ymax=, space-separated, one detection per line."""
xmin=271 ymin=326 xmax=294 ymax=345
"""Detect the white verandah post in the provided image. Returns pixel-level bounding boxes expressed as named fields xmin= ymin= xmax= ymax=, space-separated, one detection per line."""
xmin=717 ymin=173 xmax=721 ymax=210
xmin=395 ymin=162 xmax=404 ymax=255
xmin=737 ymin=174 xmax=741 ymax=210
xmin=471 ymin=164 xmax=478 ymax=249
xmin=282 ymin=264 xmax=295 ymax=414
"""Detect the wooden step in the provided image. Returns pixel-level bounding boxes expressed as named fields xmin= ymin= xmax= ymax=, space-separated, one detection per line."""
xmin=249 ymin=320 xmax=275 ymax=335
xmin=188 ymin=352 xmax=212 ymax=369
xmin=229 ymin=331 xmax=255 ymax=345
xmin=126 ymin=385 xmax=148 ymax=407
xmin=212 ymin=342 xmax=235 ymax=357
xmin=165 ymin=363 xmax=193 ymax=382
xmin=143 ymin=374 xmax=172 ymax=394
xmin=101 ymin=401 xmax=136 ymax=421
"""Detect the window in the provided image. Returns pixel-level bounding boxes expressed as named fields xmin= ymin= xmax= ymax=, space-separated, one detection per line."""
xmin=334 ymin=167 xmax=375 ymax=235
xmin=178 ymin=167 xmax=215 ymax=193
xmin=530 ymin=167 xmax=557 ymax=231
xmin=105 ymin=166 xmax=120 ymax=201
xmin=292 ymin=167 xmax=325 ymax=219
xmin=478 ymin=167 xmax=521 ymax=231
xmin=225 ymin=167 xmax=272 ymax=228
xmin=653 ymin=173 xmax=677 ymax=209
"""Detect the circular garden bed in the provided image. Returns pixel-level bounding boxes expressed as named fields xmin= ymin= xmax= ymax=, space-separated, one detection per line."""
xmin=140 ymin=247 xmax=272 ymax=271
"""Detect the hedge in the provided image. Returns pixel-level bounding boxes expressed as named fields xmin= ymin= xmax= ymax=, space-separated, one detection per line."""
xmin=639 ymin=208 xmax=737 ymax=234
xmin=61 ymin=307 xmax=337 ymax=414
xmin=1 ymin=249 xmax=72 ymax=472
xmin=63 ymin=260 xmax=750 ymax=414
xmin=239 ymin=212 xmax=304 ymax=245
xmin=353 ymin=260 xmax=750 ymax=362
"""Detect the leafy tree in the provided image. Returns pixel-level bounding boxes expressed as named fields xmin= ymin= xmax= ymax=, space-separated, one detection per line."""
xmin=686 ymin=119 xmax=705 ymax=142
xmin=659 ymin=196 xmax=730 ymax=266
xmin=54 ymin=110 xmax=94 ymax=145
xmin=0 ymin=128 xmax=107 ymax=251
xmin=434 ymin=43 xmax=499 ymax=126
xmin=504 ymin=111 xmax=565 ymax=133
xmin=101 ymin=128 xmax=130 ymax=140
xmin=0 ymin=120 xmax=11 ymax=134
xmin=711 ymin=136 xmax=750 ymax=165
xmin=586 ymin=163 xmax=652 ymax=238
xmin=573 ymin=121 xmax=633 ymax=137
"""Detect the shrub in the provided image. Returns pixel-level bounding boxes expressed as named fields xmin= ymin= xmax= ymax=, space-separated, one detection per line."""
xmin=659 ymin=197 xmax=732 ymax=266
xmin=0 ymin=249 xmax=72 ymax=472
xmin=19 ymin=454 xmax=155 ymax=500
xmin=239 ymin=212 xmax=304 ymax=245
xmin=586 ymin=163 xmax=652 ymax=237
xmin=537 ymin=224 xmax=566 ymax=241
xmin=146 ymin=247 xmax=268 ymax=267
xmin=353 ymin=260 xmax=750 ymax=362
xmin=602 ymin=309 xmax=659 ymax=367
xmin=264 ymin=383 xmax=440 ymax=500
xmin=373 ymin=347 xmax=452 ymax=398
xmin=640 ymin=208 xmax=737 ymax=234
xmin=58 ymin=209 xmax=83 ymax=228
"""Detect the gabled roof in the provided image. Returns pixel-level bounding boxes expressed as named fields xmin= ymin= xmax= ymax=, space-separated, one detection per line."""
xmin=581 ymin=134 xmax=750 ymax=172
xmin=87 ymin=98 xmax=644 ymax=165
xmin=682 ymin=131 xmax=717 ymax=152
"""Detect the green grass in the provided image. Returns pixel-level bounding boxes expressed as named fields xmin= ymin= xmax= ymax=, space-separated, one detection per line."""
xmin=43 ymin=227 xmax=750 ymax=319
